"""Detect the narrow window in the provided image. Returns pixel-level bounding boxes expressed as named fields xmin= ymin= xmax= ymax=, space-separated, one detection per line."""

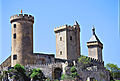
xmin=70 ymin=36 xmax=72 ymax=40
xmin=13 ymin=55 xmax=17 ymax=60
xmin=48 ymin=57 xmax=51 ymax=63
xmin=13 ymin=33 xmax=16 ymax=39
xmin=14 ymin=24 xmax=16 ymax=28
xmin=60 ymin=51 xmax=62 ymax=55
xmin=60 ymin=37 xmax=62 ymax=41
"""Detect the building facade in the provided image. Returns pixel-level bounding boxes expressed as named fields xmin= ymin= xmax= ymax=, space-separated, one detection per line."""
xmin=54 ymin=21 xmax=80 ymax=60
xmin=0 ymin=13 xmax=110 ymax=81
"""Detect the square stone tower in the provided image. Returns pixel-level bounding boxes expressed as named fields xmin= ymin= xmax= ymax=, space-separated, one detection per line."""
xmin=87 ymin=27 xmax=103 ymax=61
xmin=54 ymin=21 xmax=81 ymax=60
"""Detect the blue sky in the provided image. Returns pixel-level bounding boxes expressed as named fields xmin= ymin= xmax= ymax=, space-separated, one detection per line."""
xmin=0 ymin=0 xmax=119 ymax=66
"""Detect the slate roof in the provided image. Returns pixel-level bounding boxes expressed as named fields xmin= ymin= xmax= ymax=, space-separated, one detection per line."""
xmin=88 ymin=34 xmax=100 ymax=42
xmin=88 ymin=27 xmax=101 ymax=43
xmin=74 ymin=21 xmax=79 ymax=26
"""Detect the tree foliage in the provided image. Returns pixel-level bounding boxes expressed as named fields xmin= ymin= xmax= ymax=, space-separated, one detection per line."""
xmin=14 ymin=64 xmax=26 ymax=74
xmin=106 ymin=63 xmax=120 ymax=80
xmin=61 ymin=74 xmax=73 ymax=80
xmin=71 ymin=66 xmax=77 ymax=73
xmin=2 ymin=64 xmax=47 ymax=81
xmin=8 ymin=64 xmax=30 ymax=81
xmin=70 ymin=66 xmax=79 ymax=78
xmin=61 ymin=66 xmax=79 ymax=80
xmin=78 ymin=55 xmax=92 ymax=69
xmin=106 ymin=63 xmax=120 ymax=72
xmin=30 ymin=68 xmax=46 ymax=81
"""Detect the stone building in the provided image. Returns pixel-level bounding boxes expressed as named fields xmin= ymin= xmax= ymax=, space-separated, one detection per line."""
xmin=54 ymin=21 xmax=80 ymax=60
xmin=87 ymin=27 xmax=103 ymax=61
xmin=0 ymin=13 xmax=110 ymax=81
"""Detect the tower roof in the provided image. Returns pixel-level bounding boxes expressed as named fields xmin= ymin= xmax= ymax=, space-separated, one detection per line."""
xmin=74 ymin=21 xmax=79 ymax=26
xmin=88 ymin=27 xmax=101 ymax=43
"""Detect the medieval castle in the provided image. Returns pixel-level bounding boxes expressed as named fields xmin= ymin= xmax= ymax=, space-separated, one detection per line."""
xmin=0 ymin=13 xmax=110 ymax=81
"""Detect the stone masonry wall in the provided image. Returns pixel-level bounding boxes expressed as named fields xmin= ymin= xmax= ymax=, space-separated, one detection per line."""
xmin=11 ymin=14 xmax=34 ymax=67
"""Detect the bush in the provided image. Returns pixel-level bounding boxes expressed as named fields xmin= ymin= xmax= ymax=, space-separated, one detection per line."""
xmin=61 ymin=74 xmax=73 ymax=80
xmin=30 ymin=68 xmax=45 ymax=81
xmin=70 ymin=66 xmax=79 ymax=78
xmin=71 ymin=66 xmax=77 ymax=73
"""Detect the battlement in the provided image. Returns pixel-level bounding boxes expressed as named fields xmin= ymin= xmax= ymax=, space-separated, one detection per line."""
xmin=10 ymin=14 xmax=34 ymax=23
xmin=25 ymin=62 xmax=63 ymax=68
xmin=88 ymin=57 xmax=104 ymax=64
xmin=54 ymin=24 xmax=76 ymax=32
xmin=81 ymin=56 xmax=104 ymax=64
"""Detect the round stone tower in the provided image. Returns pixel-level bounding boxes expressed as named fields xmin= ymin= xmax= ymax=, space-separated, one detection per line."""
xmin=10 ymin=14 xmax=34 ymax=67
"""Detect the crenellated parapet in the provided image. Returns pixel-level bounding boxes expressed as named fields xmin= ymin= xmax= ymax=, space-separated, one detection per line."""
xmin=10 ymin=14 xmax=34 ymax=23
xmin=54 ymin=24 xmax=76 ymax=32
xmin=79 ymin=56 xmax=104 ymax=65
xmin=25 ymin=62 xmax=63 ymax=69
xmin=86 ymin=56 xmax=104 ymax=65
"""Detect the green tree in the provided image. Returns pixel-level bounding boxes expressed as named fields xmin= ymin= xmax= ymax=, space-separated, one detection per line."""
xmin=106 ymin=63 xmax=120 ymax=72
xmin=8 ymin=64 xmax=30 ymax=81
xmin=106 ymin=63 xmax=120 ymax=80
xmin=30 ymin=68 xmax=46 ymax=81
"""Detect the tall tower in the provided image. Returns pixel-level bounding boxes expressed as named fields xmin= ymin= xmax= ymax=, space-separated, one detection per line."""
xmin=54 ymin=21 xmax=80 ymax=60
xmin=10 ymin=14 xmax=34 ymax=67
xmin=87 ymin=27 xmax=103 ymax=61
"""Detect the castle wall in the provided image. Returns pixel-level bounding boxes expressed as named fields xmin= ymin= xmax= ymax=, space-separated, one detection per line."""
xmin=65 ymin=65 xmax=110 ymax=81
xmin=25 ymin=62 xmax=63 ymax=80
xmin=32 ymin=53 xmax=55 ymax=64
xmin=77 ymin=70 xmax=110 ymax=81
xmin=0 ymin=56 xmax=11 ymax=70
